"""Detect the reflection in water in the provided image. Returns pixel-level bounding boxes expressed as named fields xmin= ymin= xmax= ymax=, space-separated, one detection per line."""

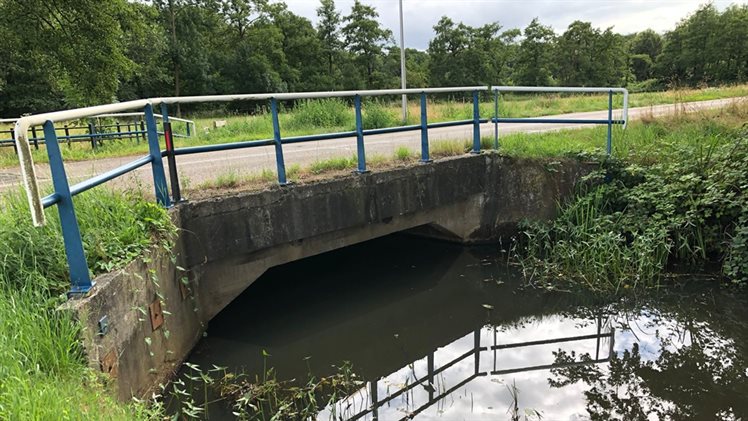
xmin=185 ymin=235 xmax=748 ymax=420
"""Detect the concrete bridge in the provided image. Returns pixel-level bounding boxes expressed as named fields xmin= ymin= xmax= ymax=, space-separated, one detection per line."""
xmin=69 ymin=152 xmax=590 ymax=399
xmin=10 ymin=86 xmax=610 ymax=400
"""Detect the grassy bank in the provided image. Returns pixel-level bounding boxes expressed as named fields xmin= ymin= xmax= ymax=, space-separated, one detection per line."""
xmin=1 ymin=84 xmax=746 ymax=167
xmin=0 ymin=188 xmax=174 ymax=419
xmin=515 ymin=105 xmax=748 ymax=293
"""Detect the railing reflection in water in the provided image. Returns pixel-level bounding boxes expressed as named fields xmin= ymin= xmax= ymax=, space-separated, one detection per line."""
xmin=323 ymin=317 xmax=614 ymax=421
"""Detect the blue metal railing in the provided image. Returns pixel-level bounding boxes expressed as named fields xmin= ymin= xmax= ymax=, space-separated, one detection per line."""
xmin=12 ymin=86 xmax=627 ymax=295
xmin=491 ymin=86 xmax=629 ymax=154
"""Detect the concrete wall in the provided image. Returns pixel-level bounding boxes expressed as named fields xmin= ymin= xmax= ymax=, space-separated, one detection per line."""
xmin=67 ymin=152 xmax=592 ymax=400
xmin=179 ymin=153 xmax=592 ymax=321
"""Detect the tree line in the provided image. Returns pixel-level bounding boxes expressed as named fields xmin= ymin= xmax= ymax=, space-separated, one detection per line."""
xmin=0 ymin=0 xmax=746 ymax=116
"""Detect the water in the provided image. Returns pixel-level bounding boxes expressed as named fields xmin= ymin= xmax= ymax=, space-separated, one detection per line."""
xmin=182 ymin=234 xmax=748 ymax=420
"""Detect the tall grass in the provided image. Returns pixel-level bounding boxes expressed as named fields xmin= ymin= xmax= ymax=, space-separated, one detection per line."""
xmin=517 ymin=107 xmax=748 ymax=292
xmin=0 ymin=187 xmax=175 ymax=418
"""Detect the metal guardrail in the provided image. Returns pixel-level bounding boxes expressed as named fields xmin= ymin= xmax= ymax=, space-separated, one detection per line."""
xmin=11 ymin=86 xmax=626 ymax=295
xmin=491 ymin=86 xmax=629 ymax=155
xmin=0 ymin=113 xmax=193 ymax=151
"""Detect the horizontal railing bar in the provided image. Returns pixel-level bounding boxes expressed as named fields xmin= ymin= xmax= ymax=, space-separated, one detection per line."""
xmin=281 ymin=131 xmax=357 ymax=144
xmin=372 ymin=345 xmax=485 ymax=408
xmin=492 ymin=118 xmax=626 ymax=125
xmin=490 ymin=357 xmax=610 ymax=376
xmin=41 ymin=193 xmax=61 ymax=208
xmin=161 ymin=87 xmax=489 ymax=105
xmin=396 ymin=373 xmax=480 ymax=421
xmin=364 ymin=125 xmax=421 ymax=136
xmin=491 ymin=332 xmax=613 ymax=350
xmin=69 ymin=155 xmax=153 ymax=197
xmin=429 ymin=119 xmax=476 ymax=129
xmin=172 ymin=139 xmax=275 ymax=156
xmin=492 ymin=86 xmax=627 ymax=94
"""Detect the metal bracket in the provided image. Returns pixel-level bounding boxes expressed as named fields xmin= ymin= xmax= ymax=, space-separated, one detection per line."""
xmin=98 ymin=315 xmax=109 ymax=336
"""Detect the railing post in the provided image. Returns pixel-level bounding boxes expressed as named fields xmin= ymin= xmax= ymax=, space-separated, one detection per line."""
xmin=64 ymin=125 xmax=71 ymax=148
xmin=427 ymin=352 xmax=435 ymax=400
xmin=161 ymin=103 xmax=182 ymax=202
xmin=370 ymin=380 xmax=379 ymax=420
xmin=420 ymin=92 xmax=431 ymax=162
xmin=11 ymin=127 xmax=16 ymax=155
xmin=31 ymin=126 xmax=39 ymax=150
xmin=607 ymin=90 xmax=613 ymax=155
xmin=88 ymin=122 xmax=97 ymax=150
xmin=474 ymin=329 xmax=481 ymax=375
xmin=270 ymin=98 xmax=288 ymax=185
xmin=144 ymin=104 xmax=171 ymax=207
xmin=139 ymin=120 xmax=146 ymax=144
xmin=43 ymin=120 xmax=93 ymax=295
xmin=354 ymin=94 xmax=368 ymax=173
xmin=471 ymin=90 xmax=481 ymax=154
xmin=186 ymin=121 xmax=191 ymax=137
xmin=116 ymin=121 xmax=121 ymax=140
xmin=493 ymin=89 xmax=499 ymax=150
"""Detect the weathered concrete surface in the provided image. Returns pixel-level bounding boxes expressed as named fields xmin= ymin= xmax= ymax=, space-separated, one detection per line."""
xmin=64 ymin=214 xmax=202 ymax=401
xmin=68 ymin=152 xmax=592 ymax=400
xmin=179 ymin=153 xmax=594 ymax=322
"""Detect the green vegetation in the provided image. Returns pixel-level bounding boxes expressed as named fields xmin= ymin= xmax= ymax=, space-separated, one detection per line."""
xmin=1 ymin=1 xmax=747 ymax=117
xmin=164 ymin=359 xmax=361 ymax=420
xmin=516 ymin=104 xmax=748 ymax=293
xmin=0 ymin=188 xmax=175 ymax=419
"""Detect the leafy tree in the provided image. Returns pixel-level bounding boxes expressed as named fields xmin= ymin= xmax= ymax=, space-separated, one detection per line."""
xmin=514 ymin=18 xmax=556 ymax=86
xmin=428 ymin=17 xmax=518 ymax=87
xmin=0 ymin=0 xmax=132 ymax=115
xmin=269 ymin=4 xmax=326 ymax=91
xmin=117 ymin=2 xmax=173 ymax=101
xmin=628 ymin=29 xmax=662 ymax=82
xmin=341 ymin=0 xmax=393 ymax=88
xmin=658 ymin=4 xmax=748 ymax=86
xmin=554 ymin=21 xmax=627 ymax=86
xmin=316 ymin=0 xmax=343 ymax=89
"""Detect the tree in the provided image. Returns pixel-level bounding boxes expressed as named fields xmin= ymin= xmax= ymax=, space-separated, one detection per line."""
xmin=0 ymin=0 xmax=132 ymax=115
xmin=270 ymin=4 xmax=326 ymax=91
xmin=117 ymin=2 xmax=173 ymax=101
xmin=514 ymin=18 xmax=556 ymax=86
xmin=657 ymin=4 xmax=748 ymax=86
xmin=341 ymin=0 xmax=393 ymax=88
xmin=316 ymin=0 xmax=342 ymax=89
xmin=554 ymin=21 xmax=627 ymax=86
xmin=428 ymin=17 xmax=517 ymax=87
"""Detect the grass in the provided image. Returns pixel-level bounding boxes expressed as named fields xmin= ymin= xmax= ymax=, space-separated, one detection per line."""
xmin=2 ymin=84 xmax=747 ymax=168
xmin=0 ymin=187 xmax=175 ymax=419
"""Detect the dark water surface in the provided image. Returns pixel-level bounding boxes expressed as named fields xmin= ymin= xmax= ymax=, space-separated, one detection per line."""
xmin=184 ymin=234 xmax=748 ymax=420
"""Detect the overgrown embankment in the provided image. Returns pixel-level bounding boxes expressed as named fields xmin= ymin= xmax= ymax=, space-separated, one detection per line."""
xmin=517 ymin=104 xmax=748 ymax=293
xmin=0 ymin=188 xmax=174 ymax=419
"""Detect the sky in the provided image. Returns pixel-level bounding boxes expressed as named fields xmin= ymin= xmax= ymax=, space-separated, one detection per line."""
xmin=283 ymin=0 xmax=748 ymax=50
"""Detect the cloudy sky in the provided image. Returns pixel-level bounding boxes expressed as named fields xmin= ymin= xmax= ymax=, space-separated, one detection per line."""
xmin=283 ymin=0 xmax=747 ymax=50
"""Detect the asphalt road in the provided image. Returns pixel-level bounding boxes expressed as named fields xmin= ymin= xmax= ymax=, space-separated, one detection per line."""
xmin=0 ymin=96 xmax=744 ymax=191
